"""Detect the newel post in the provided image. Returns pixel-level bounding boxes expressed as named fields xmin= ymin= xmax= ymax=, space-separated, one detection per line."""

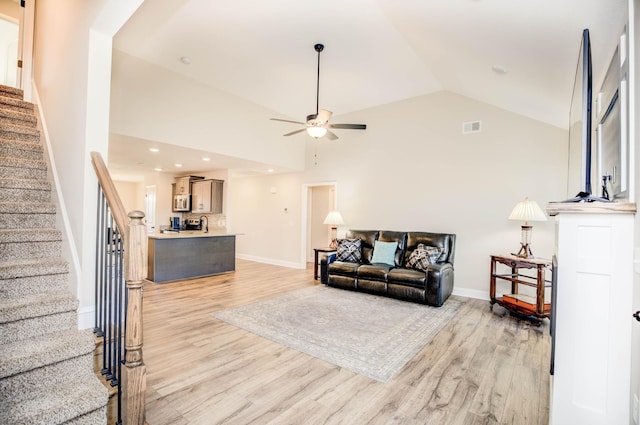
xmin=122 ymin=210 xmax=147 ymax=425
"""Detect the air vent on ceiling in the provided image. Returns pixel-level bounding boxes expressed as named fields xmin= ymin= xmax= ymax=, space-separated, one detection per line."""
xmin=462 ymin=120 xmax=482 ymax=134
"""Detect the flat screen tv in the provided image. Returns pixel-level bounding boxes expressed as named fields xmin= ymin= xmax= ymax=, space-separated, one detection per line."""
xmin=564 ymin=29 xmax=609 ymax=202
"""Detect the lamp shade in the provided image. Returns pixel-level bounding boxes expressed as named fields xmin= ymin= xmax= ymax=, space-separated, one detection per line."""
xmin=323 ymin=211 xmax=344 ymax=226
xmin=306 ymin=126 xmax=327 ymax=139
xmin=508 ymin=197 xmax=547 ymax=224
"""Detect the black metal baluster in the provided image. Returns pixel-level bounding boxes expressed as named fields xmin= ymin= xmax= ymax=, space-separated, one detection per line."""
xmin=94 ymin=184 xmax=101 ymax=336
xmin=101 ymin=194 xmax=110 ymax=376
xmin=105 ymin=213 xmax=114 ymax=382
xmin=116 ymin=227 xmax=124 ymax=425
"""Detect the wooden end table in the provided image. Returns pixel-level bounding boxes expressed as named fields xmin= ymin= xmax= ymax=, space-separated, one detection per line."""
xmin=313 ymin=247 xmax=336 ymax=280
xmin=489 ymin=254 xmax=552 ymax=325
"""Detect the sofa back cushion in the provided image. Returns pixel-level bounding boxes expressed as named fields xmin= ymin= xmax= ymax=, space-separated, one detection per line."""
xmin=378 ymin=230 xmax=408 ymax=266
xmin=406 ymin=232 xmax=456 ymax=265
xmin=345 ymin=230 xmax=379 ymax=264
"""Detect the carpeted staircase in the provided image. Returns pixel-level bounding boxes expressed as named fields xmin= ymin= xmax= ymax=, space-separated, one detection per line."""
xmin=0 ymin=85 xmax=109 ymax=424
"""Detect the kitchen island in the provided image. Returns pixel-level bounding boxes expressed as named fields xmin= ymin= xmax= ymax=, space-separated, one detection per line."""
xmin=147 ymin=231 xmax=236 ymax=283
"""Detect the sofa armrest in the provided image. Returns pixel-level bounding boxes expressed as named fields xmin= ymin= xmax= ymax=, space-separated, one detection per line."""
xmin=426 ymin=262 xmax=455 ymax=307
xmin=320 ymin=253 xmax=336 ymax=284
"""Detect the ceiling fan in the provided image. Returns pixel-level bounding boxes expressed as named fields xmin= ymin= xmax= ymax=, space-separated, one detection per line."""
xmin=270 ymin=43 xmax=366 ymax=141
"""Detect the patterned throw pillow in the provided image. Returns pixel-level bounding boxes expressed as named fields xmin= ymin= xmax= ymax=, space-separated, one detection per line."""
xmin=405 ymin=244 xmax=443 ymax=271
xmin=335 ymin=239 xmax=362 ymax=263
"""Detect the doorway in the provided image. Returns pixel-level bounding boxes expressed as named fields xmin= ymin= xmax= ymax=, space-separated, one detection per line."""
xmin=301 ymin=182 xmax=337 ymax=264
xmin=0 ymin=16 xmax=18 ymax=88
xmin=145 ymin=185 xmax=156 ymax=235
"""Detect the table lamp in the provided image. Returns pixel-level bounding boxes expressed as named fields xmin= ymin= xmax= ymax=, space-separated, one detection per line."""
xmin=323 ymin=210 xmax=344 ymax=249
xmin=508 ymin=197 xmax=547 ymax=258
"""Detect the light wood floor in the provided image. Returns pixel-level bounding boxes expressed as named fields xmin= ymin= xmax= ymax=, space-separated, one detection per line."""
xmin=141 ymin=259 xmax=551 ymax=425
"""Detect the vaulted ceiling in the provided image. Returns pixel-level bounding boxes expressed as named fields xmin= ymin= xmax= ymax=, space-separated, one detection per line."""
xmin=110 ymin=0 xmax=627 ymax=176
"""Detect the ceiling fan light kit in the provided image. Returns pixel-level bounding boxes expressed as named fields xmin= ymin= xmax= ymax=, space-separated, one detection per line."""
xmin=270 ymin=43 xmax=366 ymax=140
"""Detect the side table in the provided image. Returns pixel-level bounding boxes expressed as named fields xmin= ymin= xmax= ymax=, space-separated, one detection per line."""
xmin=313 ymin=247 xmax=336 ymax=280
xmin=489 ymin=254 xmax=552 ymax=325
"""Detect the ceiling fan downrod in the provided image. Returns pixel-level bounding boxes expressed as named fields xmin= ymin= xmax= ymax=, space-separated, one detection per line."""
xmin=314 ymin=43 xmax=324 ymax=117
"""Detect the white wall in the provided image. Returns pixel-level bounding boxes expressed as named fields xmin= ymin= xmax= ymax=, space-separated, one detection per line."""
xmin=113 ymin=180 xmax=144 ymax=213
xmin=110 ymin=51 xmax=306 ymax=172
xmin=32 ymin=0 xmax=142 ymax=327
xmin=0 ymin=0 xmax=19 ymax=18
xmin=232 ymin=90 xmax=568 ymax=297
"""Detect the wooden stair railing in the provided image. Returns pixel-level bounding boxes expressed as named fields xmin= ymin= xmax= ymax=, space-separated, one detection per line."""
xmin=91 ymin=151 xmax=147 ymax=425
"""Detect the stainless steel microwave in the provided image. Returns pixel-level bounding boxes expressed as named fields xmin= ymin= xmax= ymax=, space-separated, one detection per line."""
xmin=173 ymin=194 xmax=191 ymax=212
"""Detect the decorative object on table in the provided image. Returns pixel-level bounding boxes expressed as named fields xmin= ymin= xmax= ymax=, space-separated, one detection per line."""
xmin=213 ymin=285 xmax=462 ymax=382
xmin=489 ymin=254 xmax=552 ymax=325
xmin=323 ymin=210 xmax=344 ymax=249
xmin=508 ymin=197 xmax=547 ymax=258
xmin=269 ymin=43 xmax=366 ymax=140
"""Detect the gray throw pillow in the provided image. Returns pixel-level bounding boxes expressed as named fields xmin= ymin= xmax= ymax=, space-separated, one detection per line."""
xmin=335 ymin=239 xmax=362 ymax=263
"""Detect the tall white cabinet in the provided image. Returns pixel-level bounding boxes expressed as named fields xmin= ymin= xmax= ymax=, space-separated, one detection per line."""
xmin=548 ymin=203 xmax=636 ymax=425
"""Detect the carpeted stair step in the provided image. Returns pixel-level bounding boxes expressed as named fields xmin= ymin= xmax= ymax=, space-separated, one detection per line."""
xmin=0 ymin=309 xmax=77 ymax=344
xmin=0 ymin=178 xmax=51 ymax=202
xmin=0 ymin=107 xmax=37 ymax=128
xmin=0 ymin=228 xmax=62 ymax=262
xmin=0 ymin=258 xmax=69 ymax=297
xmin=0 ymin=202 xmax=56 ymax=228
xmin=0 ymin=353 xmax=108 ymax=425
xmin=0 ymin=290 xmax=78 ymax=324
xmin=0 ymin=290 xmax=78 ymax=345
xmin=0 ymin=138 xmax=43 ymax=160
xmin=0 ymin=328 xmax=96 ymax=379
xmin=0 ymin=122 xmax=40 ymax=143
xmin=0 ymin=94 xmax=34 ymax=114
xmin=0 ymin=156 xmax=47 ymax=179
xmin=0 ymin=85 xmax=24 ymax=100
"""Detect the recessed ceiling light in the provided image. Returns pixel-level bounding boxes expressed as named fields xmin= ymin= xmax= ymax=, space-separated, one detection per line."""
xmin=149 ymin=148 xmax=159 ymax=153
xmin=179 ymin=56 xmax=191 ymax=65
xmin=202 ymin=157 xmax=210 ymax=161
xmin=492 ymin=65 xmax=508 ymax=74
xmin=174 ymin=163 xmax=183 ymax=167
xmin=154 ymin=167 xmax=162 ymax=172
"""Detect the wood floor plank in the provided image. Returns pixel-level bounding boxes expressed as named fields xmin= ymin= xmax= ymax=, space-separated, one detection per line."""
xmin=139 ymin=259 xmax=551 ymax=425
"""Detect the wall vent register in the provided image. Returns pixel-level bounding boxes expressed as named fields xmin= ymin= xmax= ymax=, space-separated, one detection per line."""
xmin=462 ymin=120 xmax=482 ymax=134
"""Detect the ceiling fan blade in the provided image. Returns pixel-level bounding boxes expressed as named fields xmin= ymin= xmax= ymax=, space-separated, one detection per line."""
xmin=325 ymin=130 xmax=339 ymax=141
xmin=270 ymin=118 xmax=305 ymax=125
xmin=316 ymin=109 xmax=332 ymax=124
xmin=328 ymin=123 xmax=367 ymax=130
xmin=283 ymin=128 xmax=306 ymax=137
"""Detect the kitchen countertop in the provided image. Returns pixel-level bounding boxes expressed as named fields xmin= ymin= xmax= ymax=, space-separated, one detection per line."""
xmin=148 ymin=230 xmax=237 ymax=240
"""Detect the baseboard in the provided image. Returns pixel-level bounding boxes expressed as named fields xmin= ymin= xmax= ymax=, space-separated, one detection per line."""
xmin=452 ymin=287 xmax=490 ymax=301
xmin=236 ymin=254 xmax=305 ymax=269
xmin=77 ymin=305 xmax=95 ymax=330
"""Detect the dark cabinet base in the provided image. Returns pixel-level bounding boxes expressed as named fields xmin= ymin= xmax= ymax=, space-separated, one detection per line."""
xmin=148 ymin=235 xmax=235 ymax=283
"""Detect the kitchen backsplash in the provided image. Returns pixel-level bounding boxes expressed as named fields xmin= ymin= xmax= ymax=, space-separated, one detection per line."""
xmin=183 ymin=213 xmax=227 ymax=230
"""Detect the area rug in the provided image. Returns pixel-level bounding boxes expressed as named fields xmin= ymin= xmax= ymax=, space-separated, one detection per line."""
xmin=212 ymin=286 xmax=462 ymax=382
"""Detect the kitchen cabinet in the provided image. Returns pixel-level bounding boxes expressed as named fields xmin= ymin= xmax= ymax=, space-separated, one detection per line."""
xmin=191 ymin=180 xmax=212 ymax=213
xmin=191 ymin=179 xmax=223 ymax=214
xmin=147 ymin=233 xmax=236 ymax=282
xmin=175 ymin=176 xmax=191 ymax=195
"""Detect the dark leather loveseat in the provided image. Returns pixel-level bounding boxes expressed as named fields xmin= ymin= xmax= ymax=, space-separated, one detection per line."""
xmin=320 ymin=230 xmax=456 ymax=307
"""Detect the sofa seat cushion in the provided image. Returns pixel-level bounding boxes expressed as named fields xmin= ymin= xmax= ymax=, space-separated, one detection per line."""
xmin=387 ymin=267 xmax=427 ymax=288
xmin=328 ymin=261 xmax=359 ymax=277
xmin=357 ymin=264 xmax=393 ymax=281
